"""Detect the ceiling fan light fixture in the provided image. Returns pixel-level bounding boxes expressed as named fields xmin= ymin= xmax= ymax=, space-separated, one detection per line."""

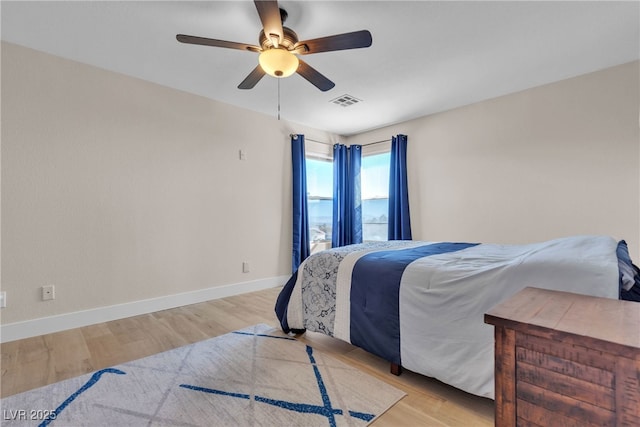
xmin=259 ymin=48 xmax=299 ymax=78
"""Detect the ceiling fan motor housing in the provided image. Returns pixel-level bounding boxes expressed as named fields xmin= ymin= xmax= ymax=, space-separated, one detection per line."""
xmin=259 ymin=27 xmax=299 ymax=51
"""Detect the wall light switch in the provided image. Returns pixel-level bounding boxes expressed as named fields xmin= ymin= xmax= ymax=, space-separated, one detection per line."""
xmin=239 ymin=149 xmax=247 ymax=160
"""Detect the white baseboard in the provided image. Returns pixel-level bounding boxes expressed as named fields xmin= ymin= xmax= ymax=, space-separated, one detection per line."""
xmin=0 ymin=275 xmax=288 ymax=343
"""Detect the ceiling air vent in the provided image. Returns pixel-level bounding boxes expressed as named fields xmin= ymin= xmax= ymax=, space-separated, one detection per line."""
xmin=330 ymin=94 xmax=362 ymax=107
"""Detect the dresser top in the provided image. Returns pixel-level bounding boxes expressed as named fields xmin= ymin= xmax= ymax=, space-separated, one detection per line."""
xmin=485 ymin=287 xmax=640 ymax=350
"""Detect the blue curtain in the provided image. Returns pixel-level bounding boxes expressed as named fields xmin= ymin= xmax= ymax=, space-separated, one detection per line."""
xmin=349 ymin=145 xmax=363 ymax=244
xmin=332 ymin=144 xmax=362 ymax=247
xmin=291 ymin=134 xmax=310 ymax=271
xmin=388 ymin=135 xmax=412 ymax=240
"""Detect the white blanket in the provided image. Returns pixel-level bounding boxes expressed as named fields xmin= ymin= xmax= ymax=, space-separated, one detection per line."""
xmin=399 ymin=236 xmax=619 ymax=398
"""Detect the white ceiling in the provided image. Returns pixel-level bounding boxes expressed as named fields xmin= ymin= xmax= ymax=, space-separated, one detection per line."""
xmin=2 ymin=1 xmax=639 ymax=136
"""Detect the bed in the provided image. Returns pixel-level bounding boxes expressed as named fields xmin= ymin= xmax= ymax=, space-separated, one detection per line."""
xmin=275 ymin=235 xmax=640 ymax=399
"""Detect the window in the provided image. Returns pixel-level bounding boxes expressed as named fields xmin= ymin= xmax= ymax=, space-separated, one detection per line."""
xmin=361 ymin=152 xmax=390 ymax=241
xmin=306 ymin=156 xmax=333 ymax=253
xmin=305 ymin=142 xmax=390 ymax=250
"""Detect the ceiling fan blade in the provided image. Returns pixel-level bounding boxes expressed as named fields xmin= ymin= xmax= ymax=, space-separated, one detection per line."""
xmin=238 ymin=65 xmax=266 ymax=89
xmin=296 ymin=59 xmax=335 ymax=92
xmin=254 ymin=0 xmax=284 ymax=47
xmin=295 ymin=30 xmax=372 ymax=55
xmin=176 ymin=34 xmax=260 ymax=52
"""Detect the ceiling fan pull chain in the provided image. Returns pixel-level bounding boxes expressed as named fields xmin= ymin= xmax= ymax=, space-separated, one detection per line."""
xmin=278 ymin=78 xmax=281 ymax=120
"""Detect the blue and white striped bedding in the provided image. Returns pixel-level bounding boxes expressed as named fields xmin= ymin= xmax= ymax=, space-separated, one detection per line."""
xmin=276 ymin=235 xmax=629 ymax=399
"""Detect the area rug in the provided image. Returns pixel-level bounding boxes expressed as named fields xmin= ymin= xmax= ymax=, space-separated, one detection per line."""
xmin=1 ymin=324 xmax=405 ymax=426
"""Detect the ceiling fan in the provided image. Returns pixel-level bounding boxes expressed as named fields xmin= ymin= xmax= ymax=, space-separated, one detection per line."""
xmin=176 ymin=0 xmax=372 ymax=92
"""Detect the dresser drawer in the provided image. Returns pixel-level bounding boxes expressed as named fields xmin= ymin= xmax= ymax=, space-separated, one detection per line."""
xmin=485 ymin=287 xmax=640 ymax=427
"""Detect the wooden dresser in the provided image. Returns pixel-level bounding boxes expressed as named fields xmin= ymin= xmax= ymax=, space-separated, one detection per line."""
xmin=484 ymin=287 xmax=640 ymax=427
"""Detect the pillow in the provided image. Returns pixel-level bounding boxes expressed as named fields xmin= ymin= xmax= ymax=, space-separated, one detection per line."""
xmin=617 ymin=240 xmax=637 ymax=292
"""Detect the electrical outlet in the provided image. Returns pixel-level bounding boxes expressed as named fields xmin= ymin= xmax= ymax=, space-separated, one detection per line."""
xmin=242 ymin=261 xmax=250 ymax=273
xmin=0 ymin=291 xmax=6 ymax=308
xmin=42 ymin=285 xmax=55 ymax=301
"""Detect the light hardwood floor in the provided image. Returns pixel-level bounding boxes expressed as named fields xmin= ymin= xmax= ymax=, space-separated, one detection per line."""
xmin=1 ymin=287 xmax=494 ymax=426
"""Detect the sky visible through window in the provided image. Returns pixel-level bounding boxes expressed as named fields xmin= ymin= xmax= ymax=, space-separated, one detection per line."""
xmin=361 ymin=153 xmax=390 ymax=200
xmin=306 ymin=158 xmax=333 ymax=198
xmin=306 ymin=153 xmax=390 ymax=198
xmin=306 ymin=152 xmax=390 ymax=243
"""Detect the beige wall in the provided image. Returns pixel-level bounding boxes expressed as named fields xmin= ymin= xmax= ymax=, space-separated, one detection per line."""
xmin=1 ymin=42 xmax=334 ymax=325
xmin=346 ymin=61 xmax=640 ymax=260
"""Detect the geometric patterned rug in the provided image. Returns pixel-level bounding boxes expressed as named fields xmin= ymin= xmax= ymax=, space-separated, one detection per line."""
xmin=0 ymin=324 xmax=406 ymax=426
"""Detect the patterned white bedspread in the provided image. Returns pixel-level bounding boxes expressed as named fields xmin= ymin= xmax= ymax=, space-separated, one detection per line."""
xmin=290 ymin=240 xmax=420 ymax=336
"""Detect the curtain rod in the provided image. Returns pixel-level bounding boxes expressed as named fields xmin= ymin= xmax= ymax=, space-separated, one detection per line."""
xmin=290 ymin=134 xmax=391 ymax=147
xmin=361 ymin=138 xmax=392 ymax=147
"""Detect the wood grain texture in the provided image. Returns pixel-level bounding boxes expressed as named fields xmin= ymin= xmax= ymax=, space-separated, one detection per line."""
xmin=485 ymin=287 xmax=640 ymax=349
xmin=1 ymin=286 xmax=494 ymax=426
xmin=615 ymin=357 xmax=640 ymax=426
xmin=494 ymin=326 xmax=517 ymax=426
xmin=486 ymin=287 xmax=640 ymax=427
